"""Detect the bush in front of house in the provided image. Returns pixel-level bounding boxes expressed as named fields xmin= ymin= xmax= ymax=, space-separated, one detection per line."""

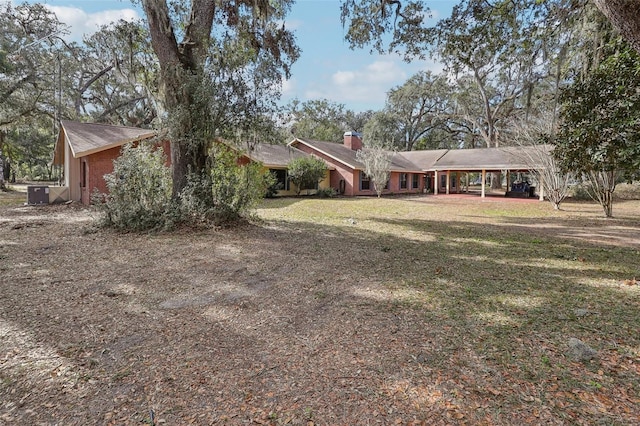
xmin=180 ymin=147 xmax=275 ymax=225
xmin=316 ymin=187 xmax=337 ymax=198
xmin=287 ymin=156 xmax=327 ymax=196
xmin=95 ymin=142 xmax=175 ymax=231
xmin=96 ymin=142 xmax=274 ymax=231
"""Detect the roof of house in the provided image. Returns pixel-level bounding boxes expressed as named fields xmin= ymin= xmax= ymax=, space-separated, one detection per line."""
xmin=429 ymin=145 xmax=552 ymax=171
xmin=395 ymin=149 xmax=449 ymax=171
xmin=242 ymin=143 xmax=310 ymax=168
xmin=52 ymin=121 xmax=551 ymax=174
xmin=55 ymin=120 xmax=157 ymax=161
xmin=289 ymin=138 xmax=427 ymax=173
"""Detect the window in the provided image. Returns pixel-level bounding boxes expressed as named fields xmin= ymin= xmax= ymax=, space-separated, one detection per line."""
xmin=400 ymin=173 xmax=408 ymax=189
xmin=271 ymin=169 xmax=289 ymax=191
xmin=412 ymin=173 xmax=419 ymax=189
xmin=360 ymin=171 xmax=370 ymax=190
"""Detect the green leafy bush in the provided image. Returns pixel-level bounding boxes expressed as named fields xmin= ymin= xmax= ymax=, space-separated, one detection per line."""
xmin=316 ymin=187 xmax=337 ymax=198
xmin=287 ymin=156 xmax=327 ymax=196
xmin=95 ymin=142 xmax=175 ymax=231
xmin=180 ymin=147 xmax=274 ymax=224
xmin=96 ymin=142 xmax=273 ymax=231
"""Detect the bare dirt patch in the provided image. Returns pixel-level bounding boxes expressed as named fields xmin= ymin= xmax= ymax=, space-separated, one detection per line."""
xmin=1 ymin=195 xmax=639 ymax=425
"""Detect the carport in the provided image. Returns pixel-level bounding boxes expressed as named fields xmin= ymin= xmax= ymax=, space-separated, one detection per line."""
xmin=427 ymin=146 xmax=547 ymax=201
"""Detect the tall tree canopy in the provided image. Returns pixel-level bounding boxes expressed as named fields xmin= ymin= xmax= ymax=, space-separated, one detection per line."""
xmin=0 ymin=2 xmax=67 ymax=128
xmin=284 ymin=99 xmax=350 ymax=142
xmin=554 ymin=38 xmax=640 ymax=217
xmin=384 ymin=71 xmax=452 ymax=151
xmin=140 ymin=0 xmax=299 ymax=197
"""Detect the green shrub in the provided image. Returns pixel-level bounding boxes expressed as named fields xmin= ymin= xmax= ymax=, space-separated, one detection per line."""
xmin=316 ymin=187 xmax=337 ymax=198
xmin=96 ymin=142 xmax=274 ymax=230
xmin=614 ymin=182 xmax=640 ymax=200
xmin=94 ymin=142 xmax=175 ymax=231
xmin=264 ymin=171 xmax=283 ymax=198
xmin=569 ymin=183 xmax=592 ymax=201
xmin=180 ymin=147 xmax=274 ymax=225
xmin=287 ymin=156 xmax=327 ymax=196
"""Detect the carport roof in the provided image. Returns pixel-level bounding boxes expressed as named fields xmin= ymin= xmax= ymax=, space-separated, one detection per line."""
xmin=428 ymin=145 xmax=552 ymax=171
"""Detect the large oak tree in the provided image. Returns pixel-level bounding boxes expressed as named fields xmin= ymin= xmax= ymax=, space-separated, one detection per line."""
xmin=594 ymin=0 xmax=640 ymax=53
xmin=140 ymin=0 xmax=298 ymax=197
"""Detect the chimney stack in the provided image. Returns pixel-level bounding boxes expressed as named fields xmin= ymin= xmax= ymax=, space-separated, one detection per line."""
xmin=343 ymin=131 xmax=362 ymax=151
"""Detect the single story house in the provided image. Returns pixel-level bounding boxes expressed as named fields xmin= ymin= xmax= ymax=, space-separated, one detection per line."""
xmin=290 ymin=132 xmax=547 ymax=200
xmin=50 ymin=121 xmax=548 ymax=205
xmin=290 ymin=132 xmax=441 ymax=196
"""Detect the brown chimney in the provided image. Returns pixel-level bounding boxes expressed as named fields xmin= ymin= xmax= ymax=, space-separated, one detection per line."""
xmin=343 ymin=131 xmax=363 ymax=151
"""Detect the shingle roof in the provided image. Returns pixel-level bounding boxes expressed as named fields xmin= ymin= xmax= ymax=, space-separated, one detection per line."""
xmin=430 ymin=145 xmax=552 ymax=171
xmin=290 ymin=138 xmax=430 ymax=172
xmin=394 ymin=149 xmax=449 ymax=171
xmin=291 ymin=138 xmax=363 ymax=169
xmin=243 ymin=143 xmax=310 ymax=168
xmin=58 ymin=120 xmax=156 ymax=159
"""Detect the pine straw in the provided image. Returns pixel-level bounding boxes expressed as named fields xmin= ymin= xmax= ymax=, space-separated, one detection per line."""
xmin=1 ymin=194 xmax=639 ymax=425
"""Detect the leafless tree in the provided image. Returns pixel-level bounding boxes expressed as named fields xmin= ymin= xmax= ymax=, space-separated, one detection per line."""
xmin=356 ymin=144 xmax=393 ymax=198
xmin=510 ymin=115 xmax=572 ymax=210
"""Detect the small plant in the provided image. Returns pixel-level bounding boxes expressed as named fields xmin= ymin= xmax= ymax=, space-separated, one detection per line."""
xmin=265 ymin=172 xmax=283 ymax=198
xmin=303 ymin=407 xmax=313 ymax=420
xmin=316 ymin=187 xmax=337 ymax=198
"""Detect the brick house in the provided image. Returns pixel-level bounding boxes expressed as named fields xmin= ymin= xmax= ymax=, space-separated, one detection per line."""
xmin=53 ymin=120 xmax=162 ymax=204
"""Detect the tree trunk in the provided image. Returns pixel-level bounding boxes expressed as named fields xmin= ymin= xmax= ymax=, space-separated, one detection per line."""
xmin=141 ymin=0 xmax=215 ymax=198
xmin=594 ymin=0 xmax=640 ymax=54
xmin=602 ymin=189 xmax=613 ymax=218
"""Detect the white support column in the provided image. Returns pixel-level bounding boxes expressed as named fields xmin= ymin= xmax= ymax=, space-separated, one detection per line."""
xmin=434 ymin=171 xmax=438 ymax=195
xmin=538 ymin=174 xmax=544 ymax=201
xmin=481 ymin=169 xmax=486 ymax=198
xmin=446 ymin=170 xmax=451 ymax=194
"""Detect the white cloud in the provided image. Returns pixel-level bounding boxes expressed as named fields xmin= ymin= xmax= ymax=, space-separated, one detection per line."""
xmin=305 ymin=59 xmax=408 ymax=108
xmin=282 ymin=18 xmax=303 ymax=31
xmin=281 ymin=78 xmax=297 ymax=99
xmin=45 ymin=5 xmax=140 ymax=42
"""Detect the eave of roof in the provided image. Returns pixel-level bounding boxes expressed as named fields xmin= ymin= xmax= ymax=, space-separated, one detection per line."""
xmin=288 ymin=137 xmax=361 ymax=170
xmin=59 ymin=120 xmax=157 ymax=159
xmin=428 ymin=146 xmax=550 ymax=171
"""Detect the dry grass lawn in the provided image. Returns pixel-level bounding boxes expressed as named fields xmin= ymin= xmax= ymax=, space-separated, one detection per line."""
xmin=1 ymin=187 xmax=639 ymax=425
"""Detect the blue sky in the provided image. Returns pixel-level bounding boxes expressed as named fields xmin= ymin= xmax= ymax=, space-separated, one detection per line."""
xmin=25 ymin=0 xmax=454 ymax=113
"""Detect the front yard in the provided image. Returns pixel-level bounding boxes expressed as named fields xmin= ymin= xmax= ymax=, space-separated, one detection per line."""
xmin=1 ymin=191 xmax=639 ymax=424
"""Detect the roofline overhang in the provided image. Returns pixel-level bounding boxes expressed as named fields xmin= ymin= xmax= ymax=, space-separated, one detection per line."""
xmin=70 ymin=131 xmax=157 ymax=158
xmin=428 ymin=165 xmax=541 ymax=172
xmin=288 ymin=138 xmax=359 ymax=170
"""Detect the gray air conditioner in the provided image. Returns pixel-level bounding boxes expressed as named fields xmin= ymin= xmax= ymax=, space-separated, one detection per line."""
xmin=27 ymin=185 xmax=49 ymax=205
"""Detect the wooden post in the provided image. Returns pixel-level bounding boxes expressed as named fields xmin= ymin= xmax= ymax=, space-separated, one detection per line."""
xmin=481 ymin=169 xmax=486 ymax=198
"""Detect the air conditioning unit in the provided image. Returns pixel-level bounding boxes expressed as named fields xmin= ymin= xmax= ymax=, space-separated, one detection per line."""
xmin=27 ymin=185 xmax=49 ymax=205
